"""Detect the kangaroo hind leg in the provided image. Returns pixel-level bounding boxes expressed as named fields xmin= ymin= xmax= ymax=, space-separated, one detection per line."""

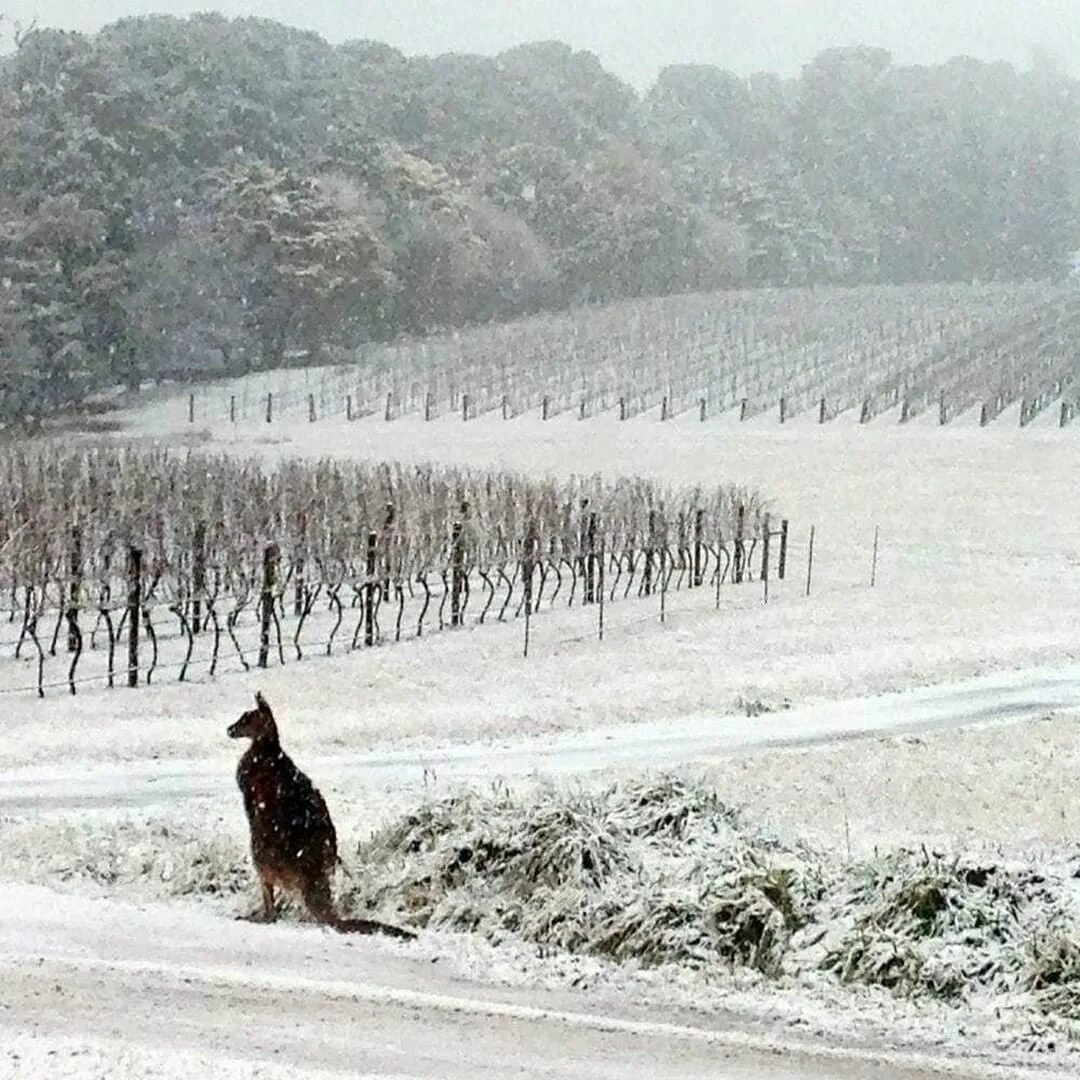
xmin=300 ymin=871 xmax=337 ymax=927
xmin=238 ymin=867 xmax=278 ymax=923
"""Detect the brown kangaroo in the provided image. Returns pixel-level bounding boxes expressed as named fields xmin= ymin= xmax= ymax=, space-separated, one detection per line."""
xmin=227 ymin=692 xmax=414 ymax=940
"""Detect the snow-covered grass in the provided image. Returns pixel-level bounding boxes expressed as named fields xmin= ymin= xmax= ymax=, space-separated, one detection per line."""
xmin=3 ymin=703 xmax=1080 ymax=1069
xmin=0 ymin=806 xmax=250 ymax=902
xmin=2 ymin=550 xmax=1079 ymax=775
xmin=348 ymin=779 xmax=1080 ymax=1042
xmin=348 ymin=776 xmax=819 ymax=976
xmin=5 ymin=767 xmax=1080 ymax=1060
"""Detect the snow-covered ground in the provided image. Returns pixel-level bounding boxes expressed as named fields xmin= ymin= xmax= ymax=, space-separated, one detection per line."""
xmin=3 ymin=661 xmax=1079 ymax=813
xmin=4 ymin=884 xmax=1053 ymax=1080
xmin=114 ymin=400 xmax=1080 ymax=717
xmin=4 ymin=670 xmax=1080 ymax=1075
xmin=3 ymin=392 xmax=1080 ymax=1076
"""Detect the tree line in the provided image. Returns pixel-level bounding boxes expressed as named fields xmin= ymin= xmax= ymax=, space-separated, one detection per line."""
xmin=1 ymin=14 xmax=1077 ymax=422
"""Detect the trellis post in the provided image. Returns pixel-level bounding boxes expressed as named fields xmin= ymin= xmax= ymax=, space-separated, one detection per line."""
xmin=258 ymin=544 xmax=278 ymax=668
xmin=126 ymin=546 xmax=141 ymax=688
xmin=365 ymin=531 xmax=378 ymax=645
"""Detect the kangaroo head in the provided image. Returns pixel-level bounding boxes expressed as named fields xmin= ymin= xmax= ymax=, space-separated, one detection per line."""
xmin=228 ymin=691 xmax=279 ymax=742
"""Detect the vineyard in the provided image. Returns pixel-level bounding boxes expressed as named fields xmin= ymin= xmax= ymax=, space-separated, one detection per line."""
xmin=182 ymin=281 xmax=1080 ymax=429
xmin=0 ymin=446 xmax=779 ymax=698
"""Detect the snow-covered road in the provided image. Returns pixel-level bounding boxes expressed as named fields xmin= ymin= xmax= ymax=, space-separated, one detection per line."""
xmin=0 ymin=884 xmax=1059 ymax=1080
xmin=5 ymin=665 xmax=1080 ymax=1078
xmin=3 ymin=662 xmax=1078 ymax=813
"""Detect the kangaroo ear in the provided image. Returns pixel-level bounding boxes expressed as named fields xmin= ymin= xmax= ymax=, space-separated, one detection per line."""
xmin=255 ymin=691 xmax=271 ymax=713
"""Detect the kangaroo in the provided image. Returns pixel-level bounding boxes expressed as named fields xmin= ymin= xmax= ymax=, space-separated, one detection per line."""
xmin=227 ymin=692 xmax=414 ymax=941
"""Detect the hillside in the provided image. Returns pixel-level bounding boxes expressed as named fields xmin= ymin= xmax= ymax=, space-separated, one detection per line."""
xmin=1 ymin=15 xmax=1079 ymax=424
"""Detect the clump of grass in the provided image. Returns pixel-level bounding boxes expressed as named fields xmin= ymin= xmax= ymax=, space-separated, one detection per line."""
xmin=344 ymin=777 xmax=818 ymax=975
xmin=732 ymin=696 xmax=790 ymax=718
xmin=823 ymin=849 xmax=1062 ymax=1001
xmin=610 ymin=775 xmax=744 ymax=841
xmin=0 ymin=816 xmax=250 ymax=900
xmin=1026 ymin=930 xmax=1080 ymax=1020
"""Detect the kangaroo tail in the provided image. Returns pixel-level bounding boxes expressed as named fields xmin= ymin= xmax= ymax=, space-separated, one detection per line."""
xmin=330 ymin=916 xmax=416 ymax=941
xmin=302 ymin=875 xmax=414 ymax=941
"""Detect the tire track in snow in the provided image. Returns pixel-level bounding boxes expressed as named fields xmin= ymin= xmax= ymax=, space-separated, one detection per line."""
xmin=2 ymin=663 xmax=1079 ymax=813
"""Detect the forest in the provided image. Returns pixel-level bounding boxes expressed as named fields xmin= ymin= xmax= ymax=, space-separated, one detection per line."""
xmin=0 ymin=13 xmax=1077 ymax=421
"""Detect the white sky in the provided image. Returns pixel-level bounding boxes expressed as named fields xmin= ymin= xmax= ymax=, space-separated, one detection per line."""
xmin=1 ymin=1 xmax=1077 ymax=88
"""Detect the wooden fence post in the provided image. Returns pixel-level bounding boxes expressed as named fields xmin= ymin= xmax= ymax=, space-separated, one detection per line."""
xmin=584 ymin=509 xmax=597 ymax=604
xmin=462 ymin=394 xmax=470 ymax=422
xmin=597 ymin=535 xmax=606 ymax=641
xmin=819 ymin=397 xmax=827 ymax=424
xmin=644 ymin=509 xmax=658 ymax=596
xmin=192 ymin=520 xmax=207 ymax=634
xmin=734 ymin=504 xmax=746 ymax=583
xmin=806 ymin=526 xmax=816 ymax=598
xmin=693 ymin=508 xmax=705 ymax=587
xmin=365 ymin=531 xmax=378 ymax=646
xmin=188 ymin=393 xmax=195 ymax=424
xmin=778 ymin=519 xmax=789 ymax=581
xmin=258 ymin=544 xmax=278 ymax=668
xmin=382 ymin=503 xmax=395 ymax=617
xmin=659 ymin=541 xmax=668 ymax=623
xmin=740 ymin=398 xmax=749 ymax=421
xmin=699 ymin=397 xmax=706 ymax=422
xmin=523 ymin=521 xmax=538 ymax=658
xmin=502 ymin=394 xmax=509 ymax=420
xmin=542 ymin=396 xmax=550 ymax=421
xmin=450 ymin=516 xmax=466 ymax=627
xmin=265 ymin=393 xmax=273 ymax=424
xmin=127 ymin=546 xmax=141 ymax=688
xmin=230 ymin=395 xmax=237 ymax=423
xmin=346 ymin=394 xmax=354 ymax=421
xmin=619 ymin=396 xmax=627 ymax=421
xmin=294 ymin=513 xmax=307 ymax=618
xmin=761 ymin=514 xmax=771 ymax=603
xmin=870 ymin=525 xmax=880 ymax=588
xmin=779 ymin=397 xmax=786 ymax=424
xmin=308 ymin=393 xmax=316 ymax=422
xmin=657 ymin=511 xmax=669 ymax=623
xmin=67 ymin=524 xmax=82 ymax=653
xmin=425 ymin=391 xmax=433 ymax=421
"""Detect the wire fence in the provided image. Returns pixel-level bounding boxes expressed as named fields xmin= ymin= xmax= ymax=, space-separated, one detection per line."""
xmin=0 ymin=519 xmax=794 ymax=699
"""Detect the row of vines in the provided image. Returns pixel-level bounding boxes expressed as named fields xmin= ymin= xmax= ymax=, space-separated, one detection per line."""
xmin=185 ymin=281 xmax=1080 ymax=429
xmin=0 ymin=445 xmax=781 ymax=697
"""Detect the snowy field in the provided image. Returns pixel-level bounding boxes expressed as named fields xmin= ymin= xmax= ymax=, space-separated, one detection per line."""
xmin=3 ymin=389 xmax=1080 ymax=1077
xmin=117 ymin=390 xmax=1080 ymax=724
xmin=4 ymin=681 xmax=1080 ymax=1077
